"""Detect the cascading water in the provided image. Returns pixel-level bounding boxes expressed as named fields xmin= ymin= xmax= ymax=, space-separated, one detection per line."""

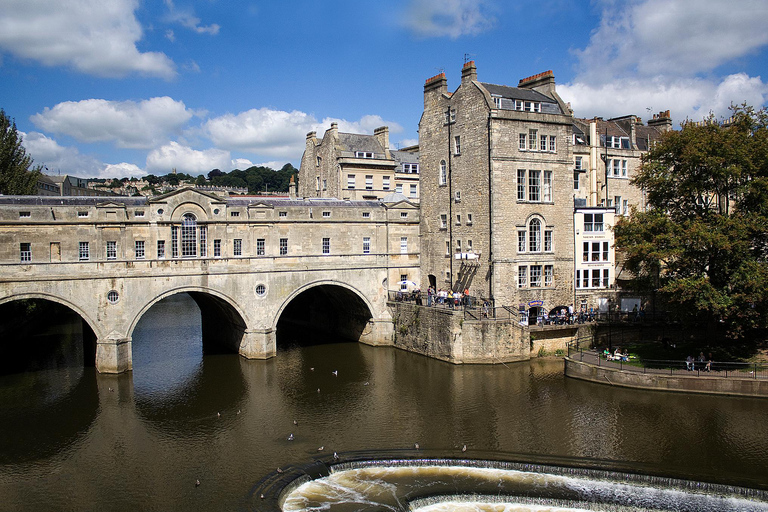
xmin=278 ymin=459 xmax=768 ymax=512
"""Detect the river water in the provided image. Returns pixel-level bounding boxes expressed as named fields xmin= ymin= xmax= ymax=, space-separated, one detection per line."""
xmin=1 ymin=294 xmax=767 ymax=511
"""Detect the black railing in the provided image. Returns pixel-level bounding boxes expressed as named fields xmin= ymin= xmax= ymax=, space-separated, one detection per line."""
xmin=566 ymin=343 xmax=768 ymax=380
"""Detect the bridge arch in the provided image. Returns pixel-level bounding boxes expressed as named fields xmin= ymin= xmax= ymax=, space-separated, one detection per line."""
xmin=0 ymin=292 xmax=101 ymax=339
xmin=274 ymin=280 xmax=375 ymax=347
xmin=128 ymin=286 xmax=251 ymax=355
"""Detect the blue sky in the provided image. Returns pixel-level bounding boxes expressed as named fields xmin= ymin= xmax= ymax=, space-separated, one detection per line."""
xmin=1 ymin=0 xmax=768 ymax=179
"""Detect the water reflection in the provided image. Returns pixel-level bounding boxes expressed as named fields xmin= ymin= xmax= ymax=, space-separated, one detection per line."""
xmin=0 ymin=293 xmax=767 ymax=512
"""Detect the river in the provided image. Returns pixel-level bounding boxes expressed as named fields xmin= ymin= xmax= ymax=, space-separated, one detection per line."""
xmin=0 ymin=294 xmax=766 ymax=511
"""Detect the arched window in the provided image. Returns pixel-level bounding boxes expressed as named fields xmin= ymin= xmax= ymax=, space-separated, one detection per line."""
xmin=528 ymin=218 xmax=541 ymax=252
xmin=181 ymin=213 xmax=197 ymax=257
xmin=439 ymin=160 xmax=447 ymax=186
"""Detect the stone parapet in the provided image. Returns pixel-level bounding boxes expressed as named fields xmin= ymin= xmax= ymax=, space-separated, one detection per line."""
xmin=565 ymin=357 xmax=768 ymax=398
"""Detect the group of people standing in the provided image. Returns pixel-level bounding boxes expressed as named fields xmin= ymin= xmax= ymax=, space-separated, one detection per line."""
xmin=425 ymin=287 xmax=471 ymax=309
xmin=686 ymin=352 xmax=713 ymax=372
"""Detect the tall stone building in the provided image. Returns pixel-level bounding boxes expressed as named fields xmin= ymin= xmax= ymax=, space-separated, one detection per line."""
xmin=571 ymin=112 xmax=671 ymax=311
xmin=419 ymin=62 xmax=575 ymax=320
xmin=299 ymin=123 xmax=420 ymax=202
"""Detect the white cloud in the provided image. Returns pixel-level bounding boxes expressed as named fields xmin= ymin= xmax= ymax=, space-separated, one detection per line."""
xmin=205 ymin=108 xmax=403 ymax=161
xmin=0 ymin=0 xmax=176 ymax=79
xmin=254 ymin=161 xmax=290 ymax=170
xmin=21 ymin=131 xmax=104 ymax=176
xmin=101 ymin=162 xmax=145 ymax=179
xmin=164 ymin=0 xmax=220 ymax=35
xmin=232 ymin=158 xmax=255 ymax=170
xmin=146 ymin=141 xmax=231 ymax=174
xmin=562 ymin=0 xmax=768 ymax=122
xmin=401 ymin=0 xmax=496 ymax=38
xmin=576 ymin=0 xmax=768 ymax=82
xmin=31 ymin=97 xmax=195 ymax=149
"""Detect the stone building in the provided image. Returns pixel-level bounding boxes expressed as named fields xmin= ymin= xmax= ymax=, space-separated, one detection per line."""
xmin=572 ymin=112 xmax=671 ymax=311
xmin=299 ymin=123 xmax=420 ymax=202
xmin=419 ymin=62 xmax=575 ymax=322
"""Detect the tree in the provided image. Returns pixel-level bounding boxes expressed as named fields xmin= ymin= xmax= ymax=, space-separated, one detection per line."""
xmin=614 ymin=105 xmax=768 ymax=339
xmin=0 ymin=109 xmax=41 ymax=195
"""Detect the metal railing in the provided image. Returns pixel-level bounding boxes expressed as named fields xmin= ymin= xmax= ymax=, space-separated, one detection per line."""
xmin=567 ymin=344 xmax=768 ymax=380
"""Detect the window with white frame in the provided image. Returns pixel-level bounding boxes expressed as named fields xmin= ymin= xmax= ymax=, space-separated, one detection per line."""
xmin=608 ymin=136 xmax=630 ymax=149
xmin=355 ymin=151 xmax=374 ymax=158
xmin=322 ymin=237 xmax=330 ymax=254
xmin=316 ymin=176 xmax=320 ymax=191
xmin=603 ymin=241 xmax=609 ymax=261
xmin=591 ymin=242 xmax=601 ymax=262
xmin=517 ymin=170 xmax=526 ymax=200
xmin=576 ymin=269 xmax=581 ymax=288
xmin=234 ymin=239 xmax=242 ymax=256
xmin=525 ymin=101 xmax=541 ymax=112
xmin=528 ymin=218 xmax=541 ymax=252
xmin=401 ymin=274 xmax=408 ymax=290
xmin=544 ymin=265 xmax=553 ymax=287
xmin=582 ymin=269 xmax=589 ymax=288
xmin=135 ymin=240 xmax=145 ymax=259
xmin=322 ymin=211 xmax=331 ymax=218
xmin=592 ymin=269 xmax=601 ymax=288
xmin=410 ymin=184 xmax=417 ymax=197
xmin=467 ymin=213 xmax=473 ymax=225
xmin=213 ymin=239 xmax=221 ymax=257
xmin=542 ymin=171 xmax=552 ymax=202
xmin=230 ymin=211 xmax=240 ymax=217
xmin=515 ymin=99 xmax=523 ymax=111
xmin=574 ymin=171 xmax=580 ymax=190
xmin=454 ymin=135 xmax=461 ymax=155
xmin=603 ymin=268 xmax=610 ymax=287
xmin=575 ymin=156 xmax=583 ymax=171
xmin=528 ymin=129 xmax=538 ymax=150
xmin=493 ymin=96 xmax=502 ymax=108
xmin=401 ymin=212 xmax=408 ymax=219
xmin=403 ymin=163 xmax=419 ymax=174
xmin=157 ymin=240 xmax=165 ymax=259
xmin=106 ymin=241 xmax=117 ymax=260
xmin=279 ymin=211 xmax=287 ymax=218
xmin=79 ymin=242 xmax=89 ymax=261
xmin=400 ymin=237 xmax=408 ymax=254
xmin=19 ymin=211 xmax=31 ymax=218
xmin=78 ymin=211 xmax=88 ymax=218
xmin=20 ymin=242 xmax=31 ymax=262
xmin=365 ymin=175 xmax=373 ymax=190
xmin=396 ymin=184 xmax=403 ymax=194
xmin=279 ymin=238 xmax=288 ymax=256
xmin=614 ymin=196 xmax=622 ymax=214
xmin=549 ymin=135 xmax=556 ymax=152
xmin=622 ymin=199 xmax=629 ymax=216
xmin=530 ymin=265 xmax=542 ymax=287
xmin=528 ymin=170 xmax=541 ymax=202
xmin=257 ymin=239 xmax=265 ymax=256
xmin=544 ymin=230 xmax=552 ymax=252
xmin=363 ymin=237 xmax=370 ymax=254
xmin=445 ymin=241 xmax=450 ymax=256
xmin=362 ymin=211 xmax=370 ymax=218
xmin=518 ymin=230 xmax=526 ymax=253
xmin=439 ymin=160 xmax=447 ymax=186
xmin=456 ymin=214 xmax=461 ymax=225
xmin=199 ymin=226 xmax=206 ymax=257
xmin=454 ymin=190 xmax=461 ymax=202
xmin=440 ymin=214 xmax=447 ymax=229
xmin=467 ymin=239 xmax=473 ymax=252
xmin=383 ymin=176 xmax=390 ymax=190
xmin=583 ymin=242 xmax=589 ymax=262
xmin=519 ymin=133 xmax=527 ymax=151
xmin=455 ymin=239 xmax=461 ymax=253
xmin=540 ymin=134 xmax=547 ymax=152
xmin=518 ymin=266 xmax=527 ymax=288
xmin=181 ymin=213 xmax=197 ymax=257
xmin=347 ymin=174 xmax=355 ymax=189
xmin=584 ymin=213 xmax=603 ymax=232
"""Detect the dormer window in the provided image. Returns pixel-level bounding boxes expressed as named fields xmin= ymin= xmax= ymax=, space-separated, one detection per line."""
xmin=493 ymin=96 xmax=502 ymax=108
xmin=402 ymin=163 xmax=419 ymax=174
xmin=608 ymin=136 xmax=630 ymax=149
xmin=355 ymin=151 xmax=374 ymax=159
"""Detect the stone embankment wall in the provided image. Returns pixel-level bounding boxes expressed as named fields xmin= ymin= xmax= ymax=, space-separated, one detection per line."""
xmin=390 ymin=303 xmax=530 ymax=364
xmin=565 ymin=358 xmax=768 ymax=398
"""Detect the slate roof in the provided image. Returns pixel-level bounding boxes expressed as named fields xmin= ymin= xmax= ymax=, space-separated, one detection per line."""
xmin=337 ymin=133 xmax=386 ymax=154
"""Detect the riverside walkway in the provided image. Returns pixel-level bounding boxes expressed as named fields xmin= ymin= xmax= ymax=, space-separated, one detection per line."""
xmin=564 ymin=346 xmax=768 ymax=398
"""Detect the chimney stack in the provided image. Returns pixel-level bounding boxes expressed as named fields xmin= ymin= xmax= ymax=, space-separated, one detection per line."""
xmin=461 ymin=60 xmax=477 ymax=84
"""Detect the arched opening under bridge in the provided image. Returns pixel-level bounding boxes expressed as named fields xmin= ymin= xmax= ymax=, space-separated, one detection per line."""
xmin=0 ymin=297 xmax=97 ymax=375
xmin=276 ymin=284 xmax=373 ymax=349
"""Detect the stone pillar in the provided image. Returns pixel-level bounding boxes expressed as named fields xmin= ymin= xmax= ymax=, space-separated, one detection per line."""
xmin=95 ymin=333 xmax=132 ymax=374
xmin=238 ymin=329 xmax=276 ymax=359
xmin=359 ymin=318 xmax=394 ymax=346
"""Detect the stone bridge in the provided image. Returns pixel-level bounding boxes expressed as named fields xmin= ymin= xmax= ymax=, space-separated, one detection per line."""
xmin=0 ymin=188 xmax=420 ymax=373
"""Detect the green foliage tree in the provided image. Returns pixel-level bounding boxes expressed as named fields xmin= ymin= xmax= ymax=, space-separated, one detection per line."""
xmin=614 ymin=105 xmax=768 ymax=339
xmin=0 ymin=109 xmax=41 ymax=195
